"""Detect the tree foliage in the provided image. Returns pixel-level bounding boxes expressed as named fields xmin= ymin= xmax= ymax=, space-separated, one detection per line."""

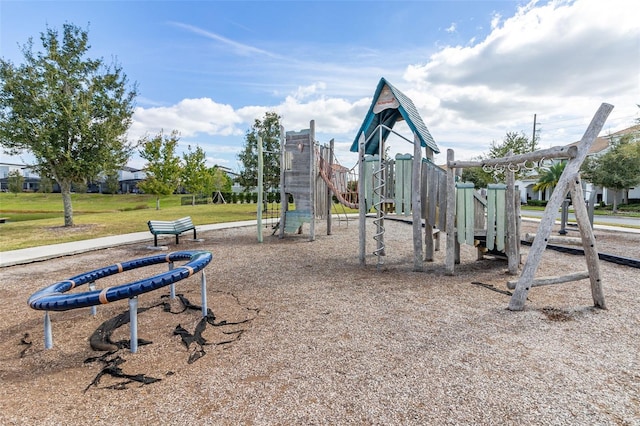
xmin=181 ymin=144 xmax=210 ymax=205
xmin=7 ymin=169 xmax=24 ymax=195
xmin=533 ymin=161 xmax=566 ymax=193
xmin=138 ymin=130 xmax=182 ymax=209
xmin=237 ymin=111 xmax=282 ymax=191
xmin=104 ymin=171 xmax=119 ymax=195
xmin=38 ymin=174 xmax=53 ymax=193
xmin=0 ymin=23 xmax=137 ymax=226
xmin=210 ymin=166 xmax=232 ymax=192
xmin=581 ymin=133 xmax=640 ymax=212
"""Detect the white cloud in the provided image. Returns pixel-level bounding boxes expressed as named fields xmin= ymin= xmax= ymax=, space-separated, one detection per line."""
xmin=402 ymin=0 xmax=639 ymax=161
xmin=129 ymin=0 xmax=640 ymax=170
xmin=130 ymin=98 xmax=244 ymax=141
xmin=170 ymin=22 xmax=283 ymax=59
xmin=292 ymin=82 xmax=327 ymax=101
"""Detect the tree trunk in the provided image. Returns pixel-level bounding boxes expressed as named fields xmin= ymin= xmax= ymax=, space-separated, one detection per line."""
xmin=192 ymin=194 xmax=195 ymax=206
xmin=60 ymin=181 xmax=74 ymax=227
xmin=612 ymin=190 xmax=619 ymax=213
xmin=156 ymin=197 xmax=160 ymax=210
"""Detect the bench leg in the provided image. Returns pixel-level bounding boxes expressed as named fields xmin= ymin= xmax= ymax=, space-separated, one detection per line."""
xmin=193 ymin=228 xmax=197 ymax=240
xmin=175 ymin=234 xmax=180 ymax=245
xmin=154 ymin=235 xmax=158 ymax=247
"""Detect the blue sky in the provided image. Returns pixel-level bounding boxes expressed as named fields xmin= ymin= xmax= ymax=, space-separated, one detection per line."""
xmin=1 ymin=0 xmax=638 ymax=171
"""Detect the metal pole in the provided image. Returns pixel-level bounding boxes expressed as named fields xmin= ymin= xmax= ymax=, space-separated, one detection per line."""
xmin=559 ymin=199 xmax=569 ymax=235
xmin=89 ymin=282 xmax=97 ymax=316
xmin=169 ymin=261 xmax=175 ymax=299
xmin=201 ymin=271 xmax=208 ymax=318
xmin=279 ymin=125 xmax=286 ymax=239
xmin=129 ymin=296 xmax=138 ymax=353
xmin=257 ymin=135 xmax=264 ymax=243
xmin=44 ymin=311 xmax=53 ymax=349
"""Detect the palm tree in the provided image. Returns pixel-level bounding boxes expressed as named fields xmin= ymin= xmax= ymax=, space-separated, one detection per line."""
xmin=533 ymin=161 xmax=566 ymax=194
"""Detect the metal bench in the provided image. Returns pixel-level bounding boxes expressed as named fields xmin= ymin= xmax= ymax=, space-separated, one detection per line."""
xmin=147 ymin=216 xmax=197 ymax=246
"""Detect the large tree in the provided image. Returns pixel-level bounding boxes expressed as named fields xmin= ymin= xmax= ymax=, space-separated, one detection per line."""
xmin=137 ymin=130 xmax=182 ymax=210
xmin=181 ymin=144 xmax=210 ymax=205
xmin=582 ymin=133 xmax=640 ymax=212
xmin=0 ymin=23 xmax=137 ymax=226
xmin=237 ymin=111 xmax=282 ymax=191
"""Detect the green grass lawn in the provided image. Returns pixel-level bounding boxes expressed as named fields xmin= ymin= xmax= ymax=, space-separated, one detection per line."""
xmin=0 ymin=193 xmax=277 ymax=251
xmin=1 ymin=192 xmax=634 ymax=251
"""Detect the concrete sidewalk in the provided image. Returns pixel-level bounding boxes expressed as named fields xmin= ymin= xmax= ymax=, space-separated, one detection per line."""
xmin=1 ymin=218 xmax=637 ymax=268
xmin=0 ymin=220 xmax=257 ymax=268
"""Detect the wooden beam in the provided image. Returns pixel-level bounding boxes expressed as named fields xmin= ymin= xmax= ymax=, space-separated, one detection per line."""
xmin=571 ymin=176 xmax=606 ymax=309
xmin=448 ymin=145 xmax=577 ymax=169
xmin=507 ymin=271 xmax=590 ymax=289
xmin=524 ymin=233 xmax=584 ymax=246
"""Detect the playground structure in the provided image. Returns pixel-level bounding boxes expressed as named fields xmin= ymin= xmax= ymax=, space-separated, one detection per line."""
xmin=277 ymin=77 xmax=614 ymax=311
xmin=276 ymin=120 xmax=356 ymax=241
xmin=278 ymin=124 xmax=317 ymax=240
xmin=28 ymin=250 xmax=212 ymax=352
xmin=348 ymin=78 xmax=523 ymax=278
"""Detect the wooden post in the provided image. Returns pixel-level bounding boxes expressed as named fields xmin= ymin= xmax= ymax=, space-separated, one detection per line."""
xmin=327 ymin=140 xmax=334 ymax=235
xmin=422 ymin=163 xmax=433 ymax=261
xmin=515 ymin=186 xmax=521 ymax=266
xmin=506 ymin=166 xmax=519 ymax=274
xmin=570 ymin=176 xmax=606 ymax=308
xmin=508 ymin=103 xmax=613 ymax=311
xmin=412 ymin=133 xmax=423 ymax=271
xmin=445 ymin=149 xmax=456 ymax=275
xmin=358 ymin=134 xmax=366 ymax=266
xmin=309 ymin=120 xmax=316 ymax=242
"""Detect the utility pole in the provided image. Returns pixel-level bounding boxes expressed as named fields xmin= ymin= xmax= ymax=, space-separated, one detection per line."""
xmin=532 ymin=113 xmax=537 ymax=151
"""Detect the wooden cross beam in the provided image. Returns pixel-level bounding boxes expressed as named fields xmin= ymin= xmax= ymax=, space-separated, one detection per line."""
xmin=507 ymin=103 xmax=613 ymax=311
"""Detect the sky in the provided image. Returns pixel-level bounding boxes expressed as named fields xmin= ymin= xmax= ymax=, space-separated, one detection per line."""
xmin=1 ymin=0 xmax=638 ymax=172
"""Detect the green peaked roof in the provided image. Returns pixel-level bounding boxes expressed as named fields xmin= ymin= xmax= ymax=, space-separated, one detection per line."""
xmin=350 ymin=77 xmax=439 ymax=155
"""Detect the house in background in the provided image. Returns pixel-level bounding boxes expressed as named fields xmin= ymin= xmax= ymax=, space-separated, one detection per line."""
xmin=0 ymin=163 xmax=148 ymax=193
xmin=585 ymin=125 xmax=640 ymax=205
xmin=516 ymin=124 xmax=640 ymax=205
xmin=0 ymin=163 xmax=40 ymax=191
xmin=0 ymin=163 xmax=238 ymax=194
xmin=118 ymin=166 xmax=147 ymax=193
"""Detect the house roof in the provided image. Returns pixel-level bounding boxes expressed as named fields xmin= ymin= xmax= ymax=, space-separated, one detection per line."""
xmin=609 ymin=124 xmax=640 ymax=139
xmin=350 ymin=78 xmax=439 ymax=155
xmin=566 ymin=124 xmax=640 ymax=155
xmin=567 ymin=136 xmax=609 ymax=155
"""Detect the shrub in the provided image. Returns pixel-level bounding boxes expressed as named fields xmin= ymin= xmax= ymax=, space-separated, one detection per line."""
xmin=526 ymin=199 xmax=548 ymax=207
